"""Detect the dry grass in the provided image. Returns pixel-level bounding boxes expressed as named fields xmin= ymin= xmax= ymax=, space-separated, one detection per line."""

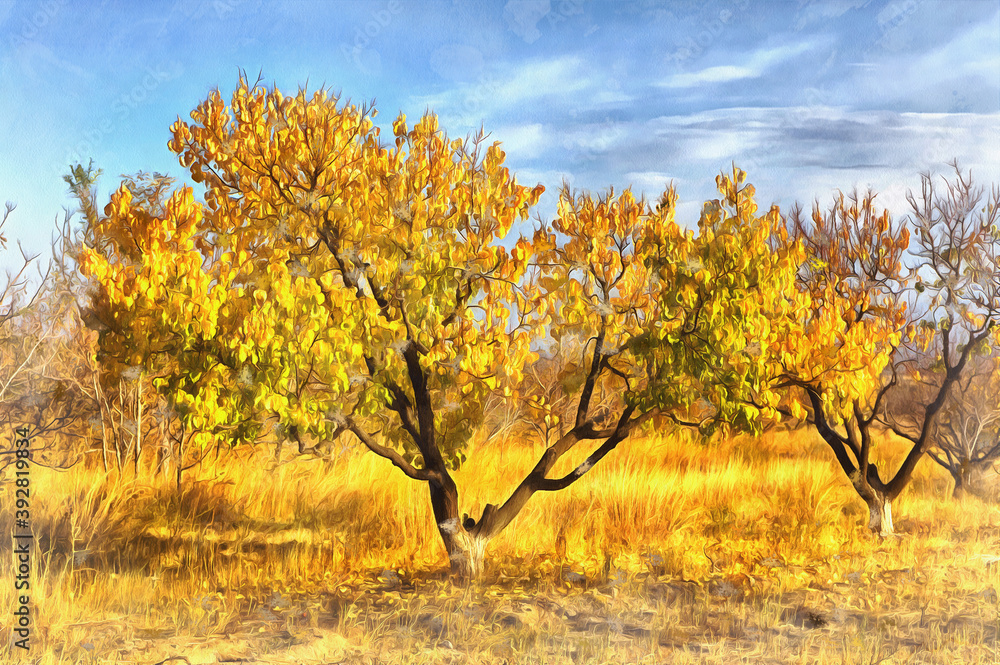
xmin=2 ymin=428 xmax=999 ymax=664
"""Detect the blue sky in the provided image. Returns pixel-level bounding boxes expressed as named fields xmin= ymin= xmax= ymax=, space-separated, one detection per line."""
xmin=1 ymin=0 xmax=998 ymax=275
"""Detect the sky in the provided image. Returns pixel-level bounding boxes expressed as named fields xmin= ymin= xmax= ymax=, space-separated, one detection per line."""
xmin=1 ymin=0 xmax=998 ymax=277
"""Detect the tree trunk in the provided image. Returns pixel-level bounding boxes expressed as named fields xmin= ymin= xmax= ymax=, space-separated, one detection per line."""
xmin=175 ymin=433 xmax=185 ymax=489
xmin=952 ymin=463 xmax=990 ymax=500
xmin=443 ymin=529 xmax=489 ymax=581
xmin=134 ymin=373 xmax=143 ymax=475
xmin=157 ymin=417 xmax=169 ymax=481
xmin=865 ymin=493 xmax=894 ymax=537
xmin=952 ymin=470 xmax=967 ymax=500
xmin=847 ymin=464 xmax=895 ymax=537
xmin=427 ymin=476 xmax=488 ymax=583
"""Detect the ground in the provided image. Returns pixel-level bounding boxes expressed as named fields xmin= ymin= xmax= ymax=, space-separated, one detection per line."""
xmin=2 ymin=429 xmax=999 ymax=664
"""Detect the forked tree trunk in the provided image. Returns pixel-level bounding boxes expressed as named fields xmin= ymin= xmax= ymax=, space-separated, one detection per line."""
xmin=847 ymin=464 xmax=895 ymax=537
xmin=423 ymin=416 xmax=637 ymax=582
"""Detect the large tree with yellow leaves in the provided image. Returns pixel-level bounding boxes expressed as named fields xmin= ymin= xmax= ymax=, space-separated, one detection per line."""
xmin=77 ymin=77 xmax=804 ymax=578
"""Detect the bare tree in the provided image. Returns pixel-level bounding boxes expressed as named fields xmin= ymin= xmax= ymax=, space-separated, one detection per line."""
xmin=925 ymin=360 xmax=1000 ymax=499
xmin=0 ymin=201 xmax=47 ymax=330
xmin=0 ymin=202 xmax=48 ymax=426
xmin=871 ymin=161 xmax=1000 ymax=507
xmin=0 ymin=201 xmax=88 ymax=473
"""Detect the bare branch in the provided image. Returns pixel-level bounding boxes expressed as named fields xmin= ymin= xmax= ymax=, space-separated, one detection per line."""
xmin=344 ymin=417 xmax=436 ymax=483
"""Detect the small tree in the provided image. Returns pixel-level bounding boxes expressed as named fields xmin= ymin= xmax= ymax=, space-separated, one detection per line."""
xmin=0 ymin=202 xmax=53 ymax=454
xmin=768 ymin=162 xmax=1000 ymax=536
xmin=928 ymin=366 xmax=1000 ymax=500
xmin=476 ymin=169 xmax=805 ymax=560
xmin=63 ymin=166 xmax=173 ymax=478
xmin=0 ymin=202 xmax=46 ymax=331
xmin=0 ymin=261 xmax=89 ymax=458
xmin=0 ymin=201 xmax=100 ymax=474
xmin=888 ymin=344 xmax=1000 ymax=500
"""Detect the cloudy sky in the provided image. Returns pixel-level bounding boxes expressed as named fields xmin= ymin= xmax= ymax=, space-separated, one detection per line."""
xmin=1 ymin=0 xmax=998 ymax=274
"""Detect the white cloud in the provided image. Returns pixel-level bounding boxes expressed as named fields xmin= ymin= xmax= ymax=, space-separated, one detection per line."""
xmin=408 ymin=56 xmax=599 ymax=129
xmin=795 ymin=0 xmax=874 ymax=30
xmin=673 ymin=200 xmax=705 ymax=229
xmin=512 ymin=167 xmax=573 ymax=189
xmin=657 ymin=41 xmax=816 ymax=89
xmin=491 ymin=56 xmax=591 ymax=106
xmin=500 ymin=104 xmax=1000 ymax=234
xmin=659 ymin=65 xmax=756 ymax=88
xmin=622 ymin=171 xmax=679 ymax=194
xmin=686 ymin=131 xmax=756 ymax=163
xmin=559 ymin=122 xmax=630 ymax=156
xmin=919 ymin=18 xmax=1000 ymax=81
xmin=493 ymin=123 xmax=548 ymax=160
xmin=591 ymin=88 xmax=632 ymax=105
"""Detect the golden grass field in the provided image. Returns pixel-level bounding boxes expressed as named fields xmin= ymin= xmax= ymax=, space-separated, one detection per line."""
xmin=2 ymin=427 xmax=999 ymax=664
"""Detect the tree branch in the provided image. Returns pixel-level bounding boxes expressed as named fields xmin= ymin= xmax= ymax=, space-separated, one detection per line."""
xmin=345 ymin=417 xmax=436 ymax=483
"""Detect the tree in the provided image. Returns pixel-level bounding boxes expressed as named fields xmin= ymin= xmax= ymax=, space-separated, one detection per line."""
xmin=78 ymin=76 xmax=801 ymax=579
xmin=768 ymin=162 xmax=1000 ymax=535
xmin=0 ymin=202 xmax=46 ymax=331
xmin=75 ymin=162 xmax=260 ymax=484
xmin=881 ymin=167 xmax=1000 ymax=502
xmin=0 ymin=202 xmax=54 ymax=456
xmin=924 ymin=362 xmax=1000 ymax=499
xmin=0 ymin=242 xmax=88 ymax=458
xmin=63 ymin=166 xmax=151 ymax=477
xmin=79 ymin=76 xmax=545 ymax=575
xmin=473 ymin=169 xmax=805 ymax=565
xmin=0 ymin=198 xmax=99 ymax=474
